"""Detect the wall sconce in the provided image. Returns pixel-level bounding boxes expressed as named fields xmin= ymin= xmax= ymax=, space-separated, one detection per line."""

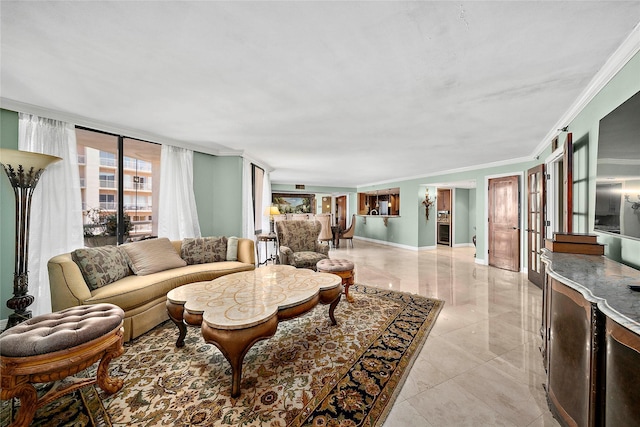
xmin=422 ymin=189 xmax=435 ymax=221
xmin=625 ymin=194 xmax=640 ymax=212
xmin=264 ymin=205 xmax=281 ymax=233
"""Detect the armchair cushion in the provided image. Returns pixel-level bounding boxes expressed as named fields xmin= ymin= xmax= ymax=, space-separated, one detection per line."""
xmin=292 ymin=251 xmax=328 ymax=270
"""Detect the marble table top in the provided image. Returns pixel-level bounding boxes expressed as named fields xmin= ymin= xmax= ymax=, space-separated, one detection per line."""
xmin=541 ymin=250 xmax=640 ymax=334
xmin=166 ymin=265 xmax=340 ymax=330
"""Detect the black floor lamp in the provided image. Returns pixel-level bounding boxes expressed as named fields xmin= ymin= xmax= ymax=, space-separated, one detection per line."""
xmin=0 ymin=148 xmax=61 ymax=330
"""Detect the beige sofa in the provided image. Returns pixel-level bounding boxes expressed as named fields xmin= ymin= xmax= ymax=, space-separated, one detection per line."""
xmin=48 ymin=238 xmax=255 ymax=342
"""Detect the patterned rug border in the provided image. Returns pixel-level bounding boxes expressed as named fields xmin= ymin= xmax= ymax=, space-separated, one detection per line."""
xmin=343 ymin=284 xmax=444 ymax=427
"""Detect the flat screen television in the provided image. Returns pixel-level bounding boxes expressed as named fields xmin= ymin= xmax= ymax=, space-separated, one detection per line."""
xmin=594 ymin=90 xmax=640 ymax=240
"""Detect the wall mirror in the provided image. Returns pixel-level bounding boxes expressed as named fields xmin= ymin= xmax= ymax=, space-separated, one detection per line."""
xmin=357 ymin=188 xmax=400 ymax=216
xmin=594 ymin=90 xmax=640 ymax=240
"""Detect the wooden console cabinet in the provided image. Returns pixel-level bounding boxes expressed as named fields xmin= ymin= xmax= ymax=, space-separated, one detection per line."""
xmin=541 ymin=252 xmax=640 ymax=427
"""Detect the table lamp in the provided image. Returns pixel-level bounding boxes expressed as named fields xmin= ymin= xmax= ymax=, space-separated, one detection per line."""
xmin=0 ymin=148 xmax=61 ymax=329
xmin=264 ymin=205 xmax=281 ymax=234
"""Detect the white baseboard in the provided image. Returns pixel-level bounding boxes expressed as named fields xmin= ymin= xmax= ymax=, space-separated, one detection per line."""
xmin=353 ymin=236 xmax=420 ymax=251
xmin=0 ymin=319 xmax=7 ymax=330
xmin=452 ymin=243 xmax=475 ymax=248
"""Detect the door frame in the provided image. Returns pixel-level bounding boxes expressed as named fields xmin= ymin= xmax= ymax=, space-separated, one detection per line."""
xmin=484 ymin=171 xmax=525 ymax=270
xmin=545 ymin=146 xmax=565 ymax=240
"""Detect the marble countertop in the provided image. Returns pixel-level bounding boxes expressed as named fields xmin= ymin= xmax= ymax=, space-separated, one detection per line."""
xmin=541 ymin=250 xmax=640 ymax=335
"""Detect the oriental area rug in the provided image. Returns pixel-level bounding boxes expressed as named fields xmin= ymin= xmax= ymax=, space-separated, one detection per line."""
xmin=1 ymin=284 xmax=442 ymax=427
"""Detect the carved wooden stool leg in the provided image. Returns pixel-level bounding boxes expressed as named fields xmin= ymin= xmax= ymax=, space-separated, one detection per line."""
xmin=1 ymin=382 xmax=38 ymax=427
xmin=96 ymin=339 xmax=125 ymax=394
xmin=344 ymin=271 xmax=355 ymax=303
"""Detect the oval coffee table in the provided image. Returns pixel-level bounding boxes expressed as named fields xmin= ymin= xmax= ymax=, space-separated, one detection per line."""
xmin=166 ymin=264 xmax=342 ymax=397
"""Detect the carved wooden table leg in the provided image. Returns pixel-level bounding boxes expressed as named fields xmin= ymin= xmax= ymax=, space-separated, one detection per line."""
xmin=319 ymin=284 xmax=343 ymax=325
xmin=201 ymin=316 xmax=279 ymax=397
xmin=166 ymin=300 xmax=188 ymax=348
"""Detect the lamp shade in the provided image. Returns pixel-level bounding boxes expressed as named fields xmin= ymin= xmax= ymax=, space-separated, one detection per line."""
xmin=0 ymin=148 xmax=61 ymax=172
xmin=264 ymin=205 xmax=281 ymax=216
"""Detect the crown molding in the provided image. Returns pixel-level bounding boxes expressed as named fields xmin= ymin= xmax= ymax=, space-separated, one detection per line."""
xmin=356 ymin=154 xmax=534 ymax=188
xmin=532 ymin=21 xmax=640 ymax=158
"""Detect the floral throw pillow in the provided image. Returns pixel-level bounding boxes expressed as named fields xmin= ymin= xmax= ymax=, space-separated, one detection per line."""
xmin=72 ymin=246 xmax=132 ymax=291
xmin=181 ymin=236 xmax=228 ymax=265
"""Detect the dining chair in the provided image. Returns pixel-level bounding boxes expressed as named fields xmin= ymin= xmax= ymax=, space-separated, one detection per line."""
xmin=339 ymin=214 xmax=356 ymax=248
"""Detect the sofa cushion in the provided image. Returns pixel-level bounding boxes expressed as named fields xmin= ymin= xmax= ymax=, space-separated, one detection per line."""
xmin=121 ymin=237 xmax=186 ymax=275
xmin=181 ymin=236 xmax=227 ymax=265
xmin=226 ymin=236 xmax=238 ymax=261
xmin=71 ymin=246 xmax=132 ymax=291
xmin=84 ymin=262 xmax=256 ymax=311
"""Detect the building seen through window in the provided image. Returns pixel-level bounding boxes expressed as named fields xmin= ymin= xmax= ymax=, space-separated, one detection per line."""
xmin=76 ymin=128 xmax=161 ymax=246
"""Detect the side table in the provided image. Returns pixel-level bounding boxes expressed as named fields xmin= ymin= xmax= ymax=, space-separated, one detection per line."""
xmin=256 ymin=233 xmax=278 ymax=266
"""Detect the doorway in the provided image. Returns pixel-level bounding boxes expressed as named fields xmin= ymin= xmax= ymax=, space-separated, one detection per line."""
xmin=488 ymin=175 xmax=521 ymax=272
xmin=527 ymin=165 xmax=545 ymax=288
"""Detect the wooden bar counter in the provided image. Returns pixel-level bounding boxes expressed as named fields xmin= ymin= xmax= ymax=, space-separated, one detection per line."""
xmin=541 ymin=251 xmax=640 ymax=427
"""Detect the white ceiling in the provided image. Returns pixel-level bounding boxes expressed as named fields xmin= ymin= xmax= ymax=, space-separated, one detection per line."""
xmin=2 ymin=1 xmax=640 ymax=188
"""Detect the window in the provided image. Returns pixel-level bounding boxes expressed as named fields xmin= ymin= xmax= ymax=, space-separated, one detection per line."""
xmin=357 ymin=188 xmax=400 ymax=216
xmin=99 ymin=173 xmax=116 ymax=188
xmin=252 ymin=165 xmax=265 ymax=233
xmin=77 ymin=128 xmax=161 ymax=245
xmin=99 ymin=194 xmax=116 ymax=210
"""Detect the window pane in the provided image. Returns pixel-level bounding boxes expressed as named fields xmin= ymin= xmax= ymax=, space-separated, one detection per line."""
xmin=123 ymin=138 xmax=161 ymax=239
xmin=77 ymin=129 xmax=119 ymax=244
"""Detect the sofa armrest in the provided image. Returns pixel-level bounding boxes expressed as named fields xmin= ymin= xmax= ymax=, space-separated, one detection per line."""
xmin=48 ymin=253 xmax=93 ymax=311
xmin=279 ymin=246 xmax=294 ymax=266
xmin=315 ymin=242 xmax=330 ymax=256
xmin=237 ymin=238 xmax=256 ymax=265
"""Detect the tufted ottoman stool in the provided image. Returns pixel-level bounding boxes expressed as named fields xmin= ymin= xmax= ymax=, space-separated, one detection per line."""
xmin=0 ymin=303 xmax=125 ymax=427
xmin=316 ymin=258 xmax=355 ymax=303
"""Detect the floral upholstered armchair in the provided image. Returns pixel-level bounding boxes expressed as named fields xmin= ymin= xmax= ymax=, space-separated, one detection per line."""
xmin=275 ymin=220 xmax=329 ymax=270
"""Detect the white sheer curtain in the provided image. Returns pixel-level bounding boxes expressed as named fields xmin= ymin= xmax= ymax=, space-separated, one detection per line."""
xmin=261 ymin=171 xmax=272 ymax=233
xmin=158 ymin=145 xmax=201 ymax=240
xmin=18 ymin=113 xmax=83 ymax=316
xmin=242 ymin=158 xmax=255 ymax=239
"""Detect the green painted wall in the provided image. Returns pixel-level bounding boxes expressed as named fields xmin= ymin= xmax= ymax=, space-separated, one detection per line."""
xmin=568 ymin=51 xmax=640 ymax=268
xmin=469 ymin=189 xmax=477 ymax=247
xmin=193 ymin=153 xmax=243 ymax=237
xmin=1 ymin=109 xmax=19 ymax=319
xmin=454 ymin=189 xmax=470 ymax=245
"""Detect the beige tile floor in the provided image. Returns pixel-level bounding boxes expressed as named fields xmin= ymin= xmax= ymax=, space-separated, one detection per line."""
xmin=329 ymin=239 xmax=560 ymax=427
